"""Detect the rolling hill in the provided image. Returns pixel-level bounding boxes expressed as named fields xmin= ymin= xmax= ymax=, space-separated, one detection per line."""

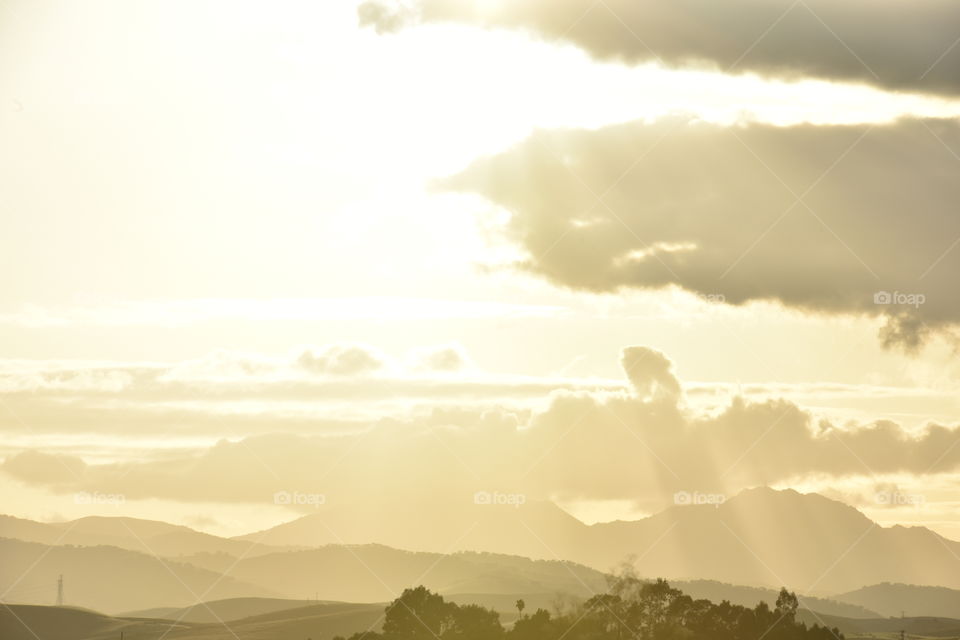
xmin=0 ymin=602 xmax=384 ymax=640
xmin=0 ymin=538 xmax=278 ymax=613
xmin=0 ymin=514 xmax=285 ymax=559
xmin=834 ymin=582 xmax=960 ymax=619
xmin=7 ymin=487 xmax=960 ymax=614
xmin=0 ymin=605 xmax=194 ymax=640
xmin=673 ymin=580 xmax=879 ymax=619
xmin=217 ymin=544 xmax=609 ymax=603
xmin=0 ymin=536 xmax=607 ymax=614
xmin=122 ymin=597 xmax=327 ymax=623
xmin=240 ymin=487 xmax=960 ymax=593
xmin=797 ymin=611 xmax=960 ymax=639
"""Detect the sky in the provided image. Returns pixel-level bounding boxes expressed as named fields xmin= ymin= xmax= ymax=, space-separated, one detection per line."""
xmin=2 ymin=0 xmax=960 ymax=540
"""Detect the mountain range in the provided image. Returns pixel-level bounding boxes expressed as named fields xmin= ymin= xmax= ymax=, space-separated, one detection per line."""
xmin=239 ymin=487 xmax=960 ymax=593
xmin=4 ymin=488 xmax=960 ymax=617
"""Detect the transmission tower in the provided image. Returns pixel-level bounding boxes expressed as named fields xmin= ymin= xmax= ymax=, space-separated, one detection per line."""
xmin=56 ymin=574 xmax=63 ymax=606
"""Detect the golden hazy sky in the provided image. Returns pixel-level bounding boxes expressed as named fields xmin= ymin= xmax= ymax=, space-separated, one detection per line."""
xmin=2 ymin=0 xmax=960 ymax=539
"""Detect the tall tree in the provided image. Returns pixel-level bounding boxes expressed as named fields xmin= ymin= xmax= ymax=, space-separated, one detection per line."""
xmin=383 ymin=586 xmax=456 ymax=640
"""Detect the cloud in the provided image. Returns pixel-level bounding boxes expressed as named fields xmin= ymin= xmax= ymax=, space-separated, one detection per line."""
xmin=2 ymin=450 xmax=87 ymax=487
xmin=412 ymin=344 xmax=470 ymax=372
xmin=160 ymin=350 xmax=274 ymax=381
xmin=357 ymin=0 xmax=417 ymax=34
xmin=0 ymin=348 xmax=625 ymax=439
xmin=297 ymin=344 xmax=386 ymax=376
xmin=621 ymin=346 xmax=680 ymax=402
xmin=441 ymin=117 xmax=960 ymax=350
xmin=358 ymin=0 xmax=960 ymax=97
xmin=7 ymin=347 xmax=959 ymax=512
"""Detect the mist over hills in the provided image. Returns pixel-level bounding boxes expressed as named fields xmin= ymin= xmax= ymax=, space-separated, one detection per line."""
xmin=237 ymin=497 xmax=589 ymax=561
xmin=0 ymin=605 xmax=187 ymax=640
xmin=0 ymin=537 xmax=279 ymax=613
xmin=0 ymin=602 xmax=386 ymax=640
xmin=5 ymin=488 xmax=960 ymax=617
xmin=673 ymin=581 xmax=879 ymax=619
xmin=123 ymin=597 xmax=358 ymax=623
xmin=0 ymin=537 xmax=606 ymax=613
xmin=835 ymin=583 xmax=960 ymax=619
xmin=0 ymin=514 xmax=284 ymax=558
xmin=220 ymin=544 xmax=608 ymax=603
xmin=241 ymin=487 xmax=960 ymax=593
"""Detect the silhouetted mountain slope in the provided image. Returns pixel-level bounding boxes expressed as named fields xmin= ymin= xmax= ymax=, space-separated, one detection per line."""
xmin=6 ymin=487 xmax=960 ymax=611
xmin=602 ymin=488 xmax=960 ymax=592
xmin=0 ymin=514 xmax=284 ymax=559
xmin=123 ymin=597 xmax=343 ymax=623
xmin=238 ymin=499 xmax=590 ymax=562
xmin=835 ymin=583 xmax=960 ymax=619
xmin=797 ymin=611 xmax=960 ymax=638
xmin=673 ymin=580 xmax=880 ymax=618
xmin=0 ymin=515 xmax=122 ymax=548
xmin=0 ymin=538 xmax=277 ymax=613
xmin=0 ymin=605 xmax=194 ymax=640
xmin=220 ymin=544 xmax=608 ymax=603
xmin=0 ymin=534 xmax=606 ymax=615
xmin=184 ymin=601 xmax=384 ymax=639
xmin=242 ymin=488 xmax=960 ymax=592
xmin=0 ymin=602 xmax=383 ymax=640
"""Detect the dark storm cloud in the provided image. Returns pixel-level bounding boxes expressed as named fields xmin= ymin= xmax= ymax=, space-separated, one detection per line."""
xmin=440 ymin=117 xmax=960 ymax=349
xmin=359 ymin=0 xmax=960 ymax=96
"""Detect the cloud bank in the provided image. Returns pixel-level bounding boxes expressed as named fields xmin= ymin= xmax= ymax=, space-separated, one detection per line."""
xmin=441 ymin=117 xmax=960 ymax=350
xmin=359 ymin=0 xmax=960 ymax=96
xmin=5 ymin=347 xmax=959 ymax=513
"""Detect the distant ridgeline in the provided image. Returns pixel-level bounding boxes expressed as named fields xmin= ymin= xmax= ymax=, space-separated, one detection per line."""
xmin=337 ymin=572 xmax=843 ymax=640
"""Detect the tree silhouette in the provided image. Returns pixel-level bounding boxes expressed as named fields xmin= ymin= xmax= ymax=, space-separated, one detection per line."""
xmin=448 ymin=603 xmax=503 ymax=640
xmin=383 ymin=586 xmax=456 ymax=640
xmin=348 ymin=579 xmax=842 ymax=640
xmin=776 ymin=588 xmax=800 ymax=621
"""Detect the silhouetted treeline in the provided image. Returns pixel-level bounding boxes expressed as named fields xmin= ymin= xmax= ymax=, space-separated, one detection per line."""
xmin=337 ymin=571 xmax=842 ymax=640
